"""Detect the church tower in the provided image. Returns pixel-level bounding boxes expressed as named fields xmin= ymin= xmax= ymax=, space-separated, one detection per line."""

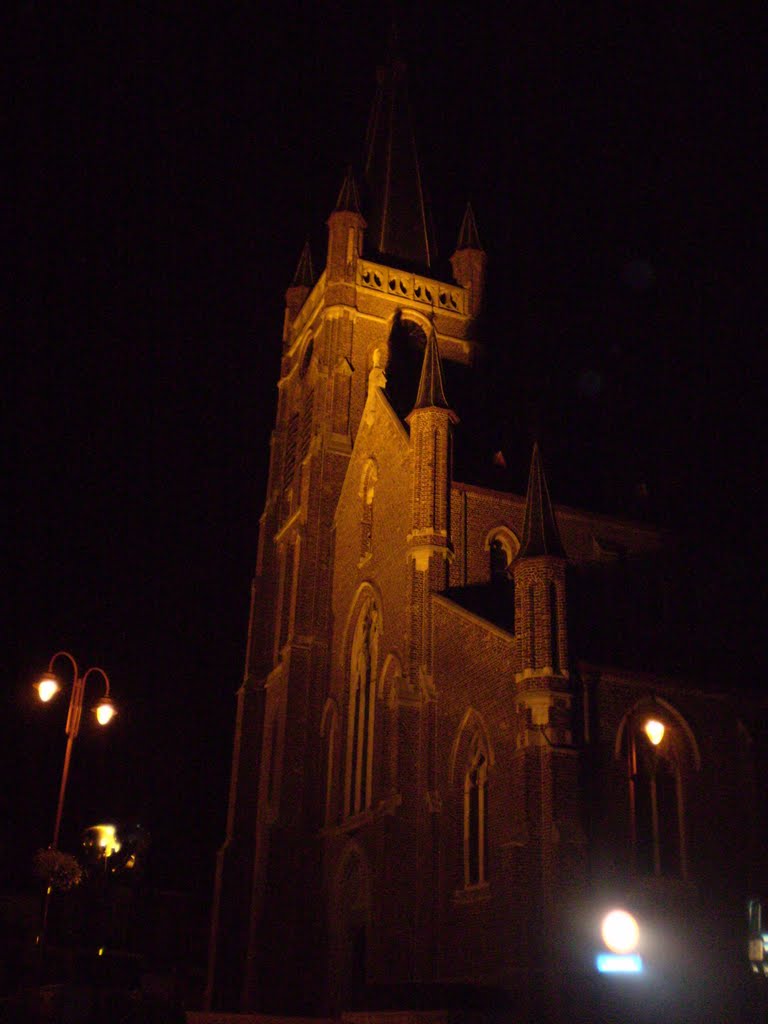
xmin=207 ymin=32 xmax=761 ymax=1022
xmin=207 ymin=45 xmax=482 ymax=1013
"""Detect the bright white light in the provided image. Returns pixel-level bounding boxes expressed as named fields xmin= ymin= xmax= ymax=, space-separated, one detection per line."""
xmin=644 ymin=718 xmax=665 ymax=746
xmin=37 ymin=676 xmax=60 ymax=703
xmin=95 ymin=700 xmax=116 ymax=726
xmin=601 ymin=909 xmax=640 ymax=954
xmin=596 ymin=953 xmax=643 ymax=974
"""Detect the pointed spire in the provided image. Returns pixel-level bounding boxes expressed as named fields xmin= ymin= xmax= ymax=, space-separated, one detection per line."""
xmin=291 ymin=241 xmax=314 ymax=288
xmin=335 ymin=166 xmax=362 ymax=214
xmin=455 ymin=203 xmax=483 ymax=252
xmin=519 ymin=444 xmax=566 ymax=559
xmin=363 ymin=38 xmax=434 ymax=268
xmin=412 ymin=328 xmax=451 ymax=413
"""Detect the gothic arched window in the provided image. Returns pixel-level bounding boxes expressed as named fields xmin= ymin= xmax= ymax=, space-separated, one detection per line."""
xmin=490 ymin=538 xmax=508 ymax=580
xmin=618 ymin=702 xmax=700 ymax=879
xmin=465 ymin=733 xmax=488 ymax=886
xmin=484 ymin=527 xmax=519 ymax=584
xmin=345 ymin=598 xmax=380 ymax=816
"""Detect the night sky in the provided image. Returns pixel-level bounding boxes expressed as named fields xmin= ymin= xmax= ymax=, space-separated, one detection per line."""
xmin=6 ymin=5 xmax=764 ymax=894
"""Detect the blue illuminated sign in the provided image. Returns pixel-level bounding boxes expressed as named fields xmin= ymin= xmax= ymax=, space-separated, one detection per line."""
xmin=596 ymin=953 xmax=643 ymax=974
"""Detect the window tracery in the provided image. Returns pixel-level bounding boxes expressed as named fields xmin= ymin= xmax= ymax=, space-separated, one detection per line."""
xmin=345 ymin=598 xmax=380 ymax=816
xmin=465 ymin=733 xmax=488 ymax=887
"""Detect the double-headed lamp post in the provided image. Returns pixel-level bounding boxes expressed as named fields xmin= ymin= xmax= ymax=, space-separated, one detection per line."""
xmin=36 ymin=650 xmax=117 ymax=850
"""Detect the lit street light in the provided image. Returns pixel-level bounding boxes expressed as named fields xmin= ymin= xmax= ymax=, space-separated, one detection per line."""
xmin=35 ymin=650 xmax=117 ymax=851
xmin=35 ymin=651 xmax=117 ymax=953
xmin=597 ymin=908 xmax=643 ymax=974
xmin=643 ymin=718 xmax=665 ymax=747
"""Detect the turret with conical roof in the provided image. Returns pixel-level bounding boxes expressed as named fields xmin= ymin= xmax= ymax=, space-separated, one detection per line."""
xmin=406 ymin=330 xmax=457 ymax=673
xmin=513 ymin=443 xmax=569 ymax=686
xmin=411 ymin=325 xmax=453 ymax=414
xmin=518 ymin=442 xmax=566 ymax=559
xmin=326 ymin=167 xmax=366 ymax=291
xmin=283 ymin=241 xmax=315 ymax=346
xmin=450 ymin=203 xmax=486 ymax=318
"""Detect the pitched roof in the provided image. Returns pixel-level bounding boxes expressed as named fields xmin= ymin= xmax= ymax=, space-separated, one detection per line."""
xmin=518 ymin=443 xmax=566 ymax=558
xmin=455 ymin=202 xmax=483 ymax=252
xmin=291 ymin=241 xmax=314 ymax=288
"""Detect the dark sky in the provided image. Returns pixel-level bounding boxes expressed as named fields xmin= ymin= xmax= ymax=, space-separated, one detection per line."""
xmin=6 ymin=5 xmax=764 ymax=892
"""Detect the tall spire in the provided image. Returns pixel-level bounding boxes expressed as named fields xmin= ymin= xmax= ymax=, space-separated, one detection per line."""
xmin=291 ymin=240 xmax=314 ymax=288
xmin=455 ymin=202 xmax=483 ymax=252
xmin=363 ymin=31 xmax=434 ymax=268
xmin=519 ymin=443 xmax=566 ymax=559
xmin=410 ymin=328 xmax=454 ymax=416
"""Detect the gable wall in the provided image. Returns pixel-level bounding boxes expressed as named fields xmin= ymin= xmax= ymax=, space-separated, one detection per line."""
xmin=450 ymin=481 xmax=666 ymax=590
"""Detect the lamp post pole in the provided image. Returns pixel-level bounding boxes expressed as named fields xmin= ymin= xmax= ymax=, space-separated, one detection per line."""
xmin=35 ymin=650 xmax=116 ymax=951
xmin=45 ymin=651 xmax=114 ymax=850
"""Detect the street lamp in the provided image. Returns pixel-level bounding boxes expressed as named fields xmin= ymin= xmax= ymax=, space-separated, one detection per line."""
xmin=643 ymin=718 xmax=665 ymax=747
xmin=596 ymin=908 xmax=643 ymax=974
xmin=35 ymin=650 xmax=117 ymax=851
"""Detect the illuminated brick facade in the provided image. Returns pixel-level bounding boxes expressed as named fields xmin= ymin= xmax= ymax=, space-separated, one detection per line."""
xmin=206 ymin=53 xmax=763 ymax=1021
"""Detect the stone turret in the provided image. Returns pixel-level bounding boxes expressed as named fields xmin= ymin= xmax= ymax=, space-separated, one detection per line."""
xmin=283 ymin=241 xmax=314 ymax=346
xmin=450 ymin=203 xmax=486 ymax=317
xmin=406 ymin=329 xmax=458 ymax=673
xmin=512 ymin=443 xmax=571 ymax=741
xmin=326 ymin=167 xmax=366 ymax=289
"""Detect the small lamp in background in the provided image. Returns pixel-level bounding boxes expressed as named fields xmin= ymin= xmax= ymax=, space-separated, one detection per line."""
xmin=644 ymin=718 xmax=665 ymax=747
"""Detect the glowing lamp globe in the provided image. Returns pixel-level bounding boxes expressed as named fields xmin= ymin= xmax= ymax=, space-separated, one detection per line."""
xmin=644 ymin=718 xmax=665 ymax=747
xmin=95 ymin=699 xmax=116 ymax=726
xmin=37 ymin=675 xmax=60 ymax=703
xmin=601 ymin=909 xmax=640 ymax=955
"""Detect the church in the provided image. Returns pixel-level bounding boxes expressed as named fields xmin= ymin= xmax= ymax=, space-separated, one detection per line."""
xmin=205 ymin=46 xmax=763 ymax=1022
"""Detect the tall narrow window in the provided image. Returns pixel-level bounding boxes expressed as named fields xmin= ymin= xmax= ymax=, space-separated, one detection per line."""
xmin=345 ymin=599 xmax=379 ymax=816
xmin=332 ymin=359 xmax=352 ymax=436
xmin=360 ymin=462 xmax=376 ymax=560
xmin=284 ymin=413 xmax=299 ymax=489
xmin=267 ymin=718 xmax=279 ymax=805
xmin=549 ymin=581 xmax=560 ymax=672
xmin=300 ymin=389 xmax=314 ymax=461
xmin=490 ymin=538 xmax=508 ymax=581
xmin=321 ymin=701 xmax=339 ymax=826
xmin=528 ymin=585 xmax=536 ymax=669
xmin=626 ymin=713 xmax=690 ymax=878
xmin=464 ymin=734 xmax=488 ymax=886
